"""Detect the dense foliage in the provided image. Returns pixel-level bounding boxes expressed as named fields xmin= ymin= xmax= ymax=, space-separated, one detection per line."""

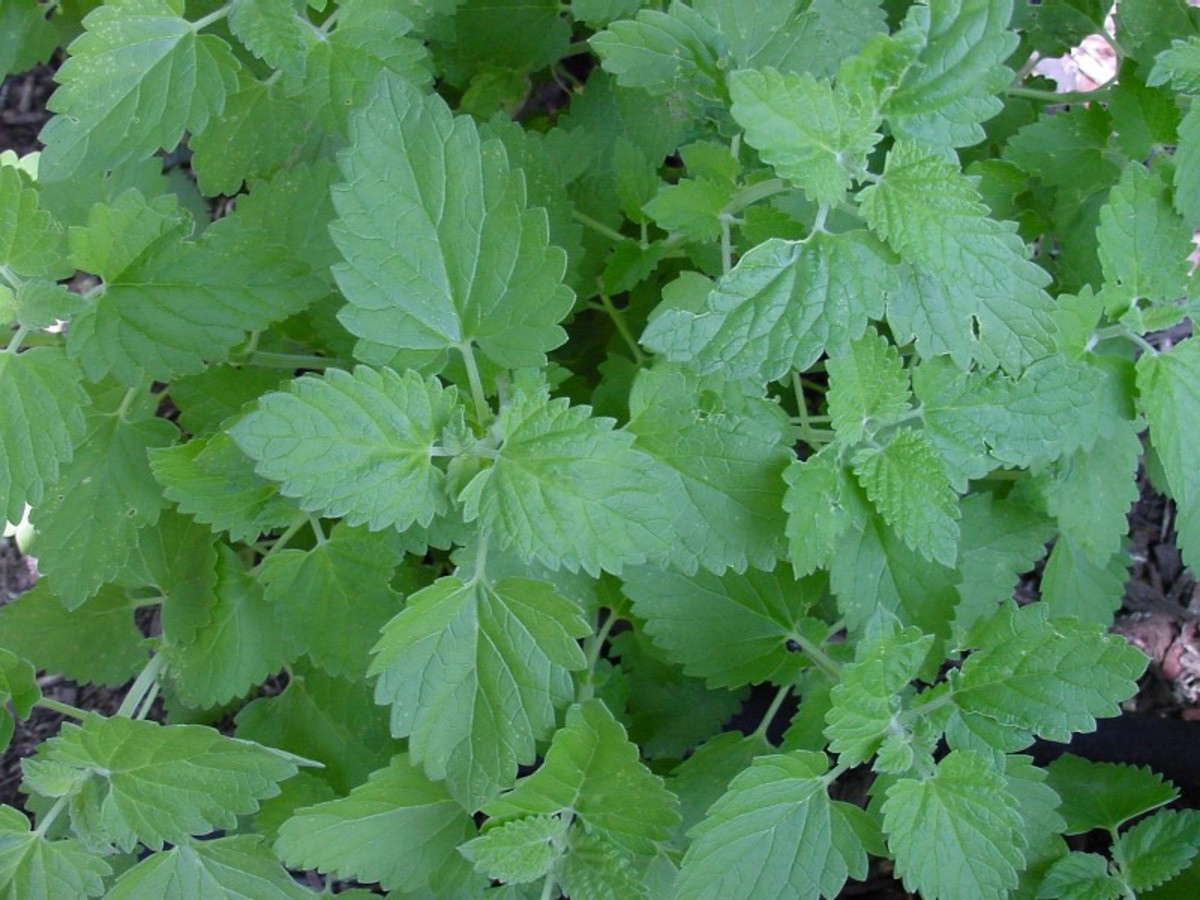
xmin=2 ymin=0 xmax=1200 ymax=897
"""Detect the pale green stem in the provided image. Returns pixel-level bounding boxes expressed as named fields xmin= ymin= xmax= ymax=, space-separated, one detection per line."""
xmin=36 ymin=697 xmax=88 ymax=720
xmin=577 ymin=607 xmax=620 ymax=704
xmin=786 ymin=629 xmax=842 ymax=680
xmin=116 ymin=654 xmax=166 ymax=718
xmin=309 ymin=516 xmax=327 ymax=546
xmin=190 ymin=4 xmax=229 ymax=31
xmin=457 ymin=342 xmax=490 ymax=424
xmin=723 ymin=177 xmax=789 ymax=216
xmin=572 ymin=209 xmax=629 ymax=245
xmin=720 ymin=212 xmax=734 ymax=276
xmin=113 ymin=386 xmax=139 ymax=422
xmin=750 ymin=684 xmax=792 ymax=743
xmin=1006 ymin=82 xmax=1116 ymax=103
xmin=134 ymin=683 xmax=160 ymax=720
xmin=597 ymin=291 xmax=645 ymax=364
xmin=239 ymin=351 xmax=350 ymax=370
xmin=33 ymin=795 xmax=70 ymax=838
xmin=4 ymin=325 xmax=29 ymax=354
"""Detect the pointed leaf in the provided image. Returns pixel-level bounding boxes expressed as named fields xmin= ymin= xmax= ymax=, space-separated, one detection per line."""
xmin=460 ymin=814 xmax=564 ymax=884
xmin=826 ymin=329 xmax=912 ymax=445
xmin=783 ymin=449 xmax=857 ymax=577
xmin=0 ymin=166 xmax=66 ymax=278
xmin=274 ymin=754 xmax=476 ymax=892
xmin=1046 ymin=754 xmax=1179 ymax=834
xmin=882 ymin=750 xmax=1025 ymax=899
xmin=951 ymin=603 xmax=1147 ymax=742
xmin=22 ymin=716 xmax=300 ymax=852
xmin=332 ymin=74 xmax=572 ymax=370
xmin=0 ymin=348 xmax=89 ymax=523
xmin=104 ymin=834 xmax=311 ymax=900
xmin=674 ymin=751 xmax=870 ymax=900
xmin=231 ymin=367 xmax=459 ymax=532
xmin=484 ymin=700 xmax=680 ymax=853
xmin=370 ymin=575 xmax=588 ymax=809
xmin=38 ymin=0 xmax=240 ymax=180
xmin=228 ymin=0 xmax=314 ymax=76
xmin=0 ymin=806 xmax=109 ymax=900
xmin=589 ymin=2 xmax=720 ymax=98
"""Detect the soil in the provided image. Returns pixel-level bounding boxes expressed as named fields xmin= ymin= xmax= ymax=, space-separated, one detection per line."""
xmin=4 ymin=44 xmax=1200 ymax=900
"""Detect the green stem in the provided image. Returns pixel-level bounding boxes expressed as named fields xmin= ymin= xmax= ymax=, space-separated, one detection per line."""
xmin=238 ymin=351 xmax=350 ymax=370
xmin=309 ymin=516 xmax=327 ymax=546
xmin=113 ymin=386 xmax=139 ymax=422
xmin=36 ymin=697 xmax=88 ymax=720
xmin=134 ymin=683 xmax=160 ymax=721
xmin=786 ymin=630 xmax=842 ymax=680
xmin=750 ymin=684 xmax=792 ymax=743
xmin=456 ymin=342 xmax=490 ymax=424
xmin=719 ymin=213 xmax=734 ymax=276
xmin=190 ymin=4 xmax=229 ymax=31
xmin=116 ymin=654 xmax=166 ymax=718
xmin=539 ymin=870 xmax=559 ymax=900
xmin=577 ymin=607 xmax=620 ymax=703
xmin=253 ymin=515 xmax=309 ymax=570
xmin=1005 ymin=82 xmax=1116 ymax=103
xmin=723 ymin=177 xmax=789 ymax=216
xmin=33 ymin=795 xmax=70 ymax=839
xmin=597 ymin=291 xmax=645 ymax=364
xmin=572 ymin=209 xmax=630 ymax=245
xmin=4 ymin=325 xmax=29 ymax=354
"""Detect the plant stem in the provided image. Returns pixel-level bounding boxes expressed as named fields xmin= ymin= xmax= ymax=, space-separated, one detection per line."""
xmin=786 ymin=630 xmax=842 ymax=680
xmin=33 ymin=795 xmax=69 ymax=838
xmin=724 ymin=177 xmax=789 ymax=216
xmin=1006 ymin=82 xmax=1115 ymax=103
xmin=239 ymin=351 xmax=350 ymax=370
xmin=36 ymin=697 xmax=88 ymax=720
xmin=750 ymin=684 xmax=793 ymax=743
xmin=4 ymin=325 xmax=29 ymax=354
xmin=597 ymin=291 xmax=645 ymax=364
xmin=456 ymin=342 xmax=490 ymax=425
xmin=577 ymin=607 xmax=620 ymax=703
xmin=572 ymin=209 xmax=629 ymax=245
xmin=116 ymin=654 xmax=166 ymax=718
xmin=190 ymin=4 xmax=229 ymax=31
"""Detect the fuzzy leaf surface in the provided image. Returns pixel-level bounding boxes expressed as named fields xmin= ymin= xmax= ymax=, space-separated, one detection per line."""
xmin=274 ymin=754 xmax=476 ymax=892
xmin=882 ymin=750 xmax=1025 ymax=899
xmin=21 ymin=716 xmax=298 ymax=852
xmin=1118 ymin=809 xmax=1200 ymax=892
xmin=0 ymin=806 xmax=109 ymax=900
xmin=104 ymin=834 xmax=310 ymax=900
xmin=484 ymin=700 xmax=680 ymax=853
xmin=231 ymin=367 xmax=458 ymax=532
xmin=331 ymin=74 xmax=572 ymax=370
xmin=38 ymin=0 xmax=240 ymax=180
xmin=674 ymin=751 xmax=870 ymax=900
xmin=460 ymin=391 xmax=673 ymax=576
xmin=370 ymin=575 xmax=588 ymax=809
xmin=826 ymin=330 xmax=912 ymax=445
xmin=0 ymin=166 xmax=66 ymax=278
xmin=951 ymin=603 xmax=1147 ymax=742
xmin=459 ymin=814 xmax=562 ymax=885
xmin=1046 ymin=754 xmax=1179 ymax=834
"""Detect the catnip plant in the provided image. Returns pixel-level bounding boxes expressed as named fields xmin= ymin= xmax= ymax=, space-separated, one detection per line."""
xmin=1 ymin=0 xmax=1199 ymax=897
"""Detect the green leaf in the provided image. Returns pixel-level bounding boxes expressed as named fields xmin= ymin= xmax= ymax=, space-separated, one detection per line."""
xmin=0 ymin=348 xmax=89 ymax=523
xmin=572 ymin=0 xmax=643 ymax=28
xmin=1137 ymin=339 xmax=1200 ymax=568
xmin=1098 ymin=162 xmax=1194 ymax=308
xmin=0 ymin=649 xmax=38 ymax=753
xmin=228 ymin=0 xmax=314 ymax=77
xmin=1118 ymin=809 xmax=1200 ymax=892
xmin=189 ymin=80 xmax=309 ymax=196
xmin=104 ymin=834 xmax=311 ymax=900
xmin=783 ymin=448 xmax=859 ymax=578
xmin=915 ymin=355 xmax=1106 ymax=490
xmin=1150 ymin=36 xmax=1200 ymax=92
xmin=852 ymin=428 xmax=960 ymax=567
xmin=0 ymin=165 xmax=67 ymax=278
xmin=883 ymin=0 xmax=1019 ymax=151
xmin=559 ymin=831 xmax=651 ymax=900
xmin=460 ymin=814 xmax=563 ymax=884
xmin=625 ymin=368 xmax=791 ymax=573
xmin=67 ymin=189 xmax=189 ymax=284
xmin=150 ymin=433 xmax=297 ymax=544
xmin=129 ymin=509 xmax=219 ymax=646
xmin=1046 ymin=754 xmax=1179 ymax=834
xmin=231 ymin=366 xmax=459 ymax=533
xmin=826 ymin=329 xmax=912 ymax=445
xmin=332 ymin=74 xmax=572 ymax=371
xmin=0 ymin=805 xmax=109 ymax=900
xmin=670 ymin=732 xmax=763 ymax=837
xmin=0 ymin=2 xmax=58 ymax=76
xmin=729 ymin=68 xmax=880 ymax=206
xmin=67 ymin=215 xmax=327 ymax=385
xmin=1037 ymin=852 xmax=1124 ymax=900
xmin=882 ymin=750 xmax=1025 ymax=899
xmin=459 ymin=390 xmax=673 ymax=576
xmin=258 ymin=524 xmax=402 ymax=678
xmin=1040 ymin=537 xmax=1129 ymax=626
xmin=863 ymin=142 xmax=1054 ymax=372
xmin=370 ymin=575 xmax=588 ymax=809
xmin=951 ymin=603 xmax=1147 ymax=743
xmin=484 ymin=700 xmax=680 ymax=853
xmin=22 ymin=715 xmax=299 ymax=852
xmin=589 ymin=2 xmax=720 ymax=98
xmin=1038 ymin=419 xmax=1142 ymax=565
xmin=674 ymin=751 xmax=870 ymax=900
xmin=0 ymin=583 xmax=145 ymax=687
xmin=274 ymin=754 xmax=477 ymax=893
xmin=641 ymin=231 xmax=893 ymax=382
xmin=38 ymin=0 xmax=240 ymax=181
xmin=623 ymin=565 xmax=824 ymax=690
xmin=825 ymin=623 xmax=934 ymax=767
xmin=235 ymin=667 xmax=396 ymax=795
xmin=643 ymin=176 xmax=734 ymax=243
xmin=31 ymin=411 xmax=175 ymax=610
xmin=163 ymin=544 xmax=293 ymax=708
xmin=1174 ymin=105 xmax=1200 ymax=226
